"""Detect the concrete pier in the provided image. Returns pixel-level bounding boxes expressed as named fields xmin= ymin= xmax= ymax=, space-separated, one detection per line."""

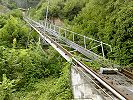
xmin=71 ymin=66 xmax=105 ymax=100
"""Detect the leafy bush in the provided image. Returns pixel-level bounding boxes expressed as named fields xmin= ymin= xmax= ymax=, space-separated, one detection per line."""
xmin=0 ymin=74 xmax=19 ymax=100
xmin=0 ymin=11 xmax=38 ymax=48
xmin=0 ymin=6 xmax=72 ymax=100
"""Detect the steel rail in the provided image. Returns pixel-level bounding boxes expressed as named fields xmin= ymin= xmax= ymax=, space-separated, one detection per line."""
xmin=72 ymin=58 xmax=127 ymax=100
xmin=24 ymin=17 xmax=128 ymax=100
xmin=121 ymin=69 xmax=133 ymax=80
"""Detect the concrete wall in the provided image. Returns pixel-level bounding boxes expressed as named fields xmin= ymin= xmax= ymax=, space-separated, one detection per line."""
xmin=71 ymin=66 xmax=105 ymax=100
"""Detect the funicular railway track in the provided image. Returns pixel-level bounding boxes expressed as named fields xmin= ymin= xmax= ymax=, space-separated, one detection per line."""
xmin=120 ymin=69 xmax=133 ymax=80
xmin=24 ymin=17 xmax=133 ymax=100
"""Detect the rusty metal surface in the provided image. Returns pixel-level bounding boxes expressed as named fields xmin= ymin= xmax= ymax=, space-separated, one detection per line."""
xmin=99 ymin=72 xmax=133 ymax=100
xmin=121 ymin=69 xmax=133 ymax=80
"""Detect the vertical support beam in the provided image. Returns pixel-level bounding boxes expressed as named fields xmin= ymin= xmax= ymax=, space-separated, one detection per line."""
xmin=44 ymin=0 xmax=49 ymax=33
xmin=101 ymin=41 xmax=105 ymax=58
xmin=28 ymin=7 xmax=31 ymax=18
xmin=73 ymin=32 xmax=75 ymax=42
xmin=84 ymin=36 xmax=86 ymax=49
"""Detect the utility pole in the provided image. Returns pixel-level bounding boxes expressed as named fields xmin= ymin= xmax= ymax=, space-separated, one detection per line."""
xmin=44 ymin=0 xmax=49 ymax=33
xmin=39 ymin=0 xmax=49 ymax=44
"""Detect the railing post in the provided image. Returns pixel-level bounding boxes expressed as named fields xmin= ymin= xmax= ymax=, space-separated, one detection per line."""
xmin=84 ymin=36 xmax=86 ymax=49
xmin=73 ymin=33 xmax=75 ymax=42
xmin=101 ymin=41 xmax=105 ymax=58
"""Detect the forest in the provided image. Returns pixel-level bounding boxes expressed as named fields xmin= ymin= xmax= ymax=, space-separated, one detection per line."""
xmin=0 ymin=0 xmax=133 ymax=99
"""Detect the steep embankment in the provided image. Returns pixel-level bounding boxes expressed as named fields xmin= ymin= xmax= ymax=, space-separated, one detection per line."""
xmin=71 ymin=0 xmax=133 ymax=66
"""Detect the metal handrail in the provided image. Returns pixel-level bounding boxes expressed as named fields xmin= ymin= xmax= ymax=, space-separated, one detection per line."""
xmin=43 ymin=21 xmax=112 ymax=58
xmin=25 ymin=17 xmax=112 ymax=58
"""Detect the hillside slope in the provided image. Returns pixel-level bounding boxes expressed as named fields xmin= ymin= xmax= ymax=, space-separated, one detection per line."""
xmin=0 ymin=8 xmax=72 ymax=100
xmin=31 ymin=0 xmax=133 ymax=66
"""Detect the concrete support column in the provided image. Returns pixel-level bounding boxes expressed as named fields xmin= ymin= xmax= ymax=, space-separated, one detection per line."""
xmin=71 ymin=66 xmax=104 ymax=100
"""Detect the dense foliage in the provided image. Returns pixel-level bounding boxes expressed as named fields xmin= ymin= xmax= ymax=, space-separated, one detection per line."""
xmin=0 ymin=0 xmax=41 ymax=9
xmin=0 ymin=9 xmax=72 ymax=99
xmin=32 ymin=0 xmax=133 ymax=66
xmin=0 ymin=0 xmax=17 ymax=9
xmin=71 ymin=0 xmax=133 ymax=66
xmin=31 ymin=0 xmax=88 ymax=20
